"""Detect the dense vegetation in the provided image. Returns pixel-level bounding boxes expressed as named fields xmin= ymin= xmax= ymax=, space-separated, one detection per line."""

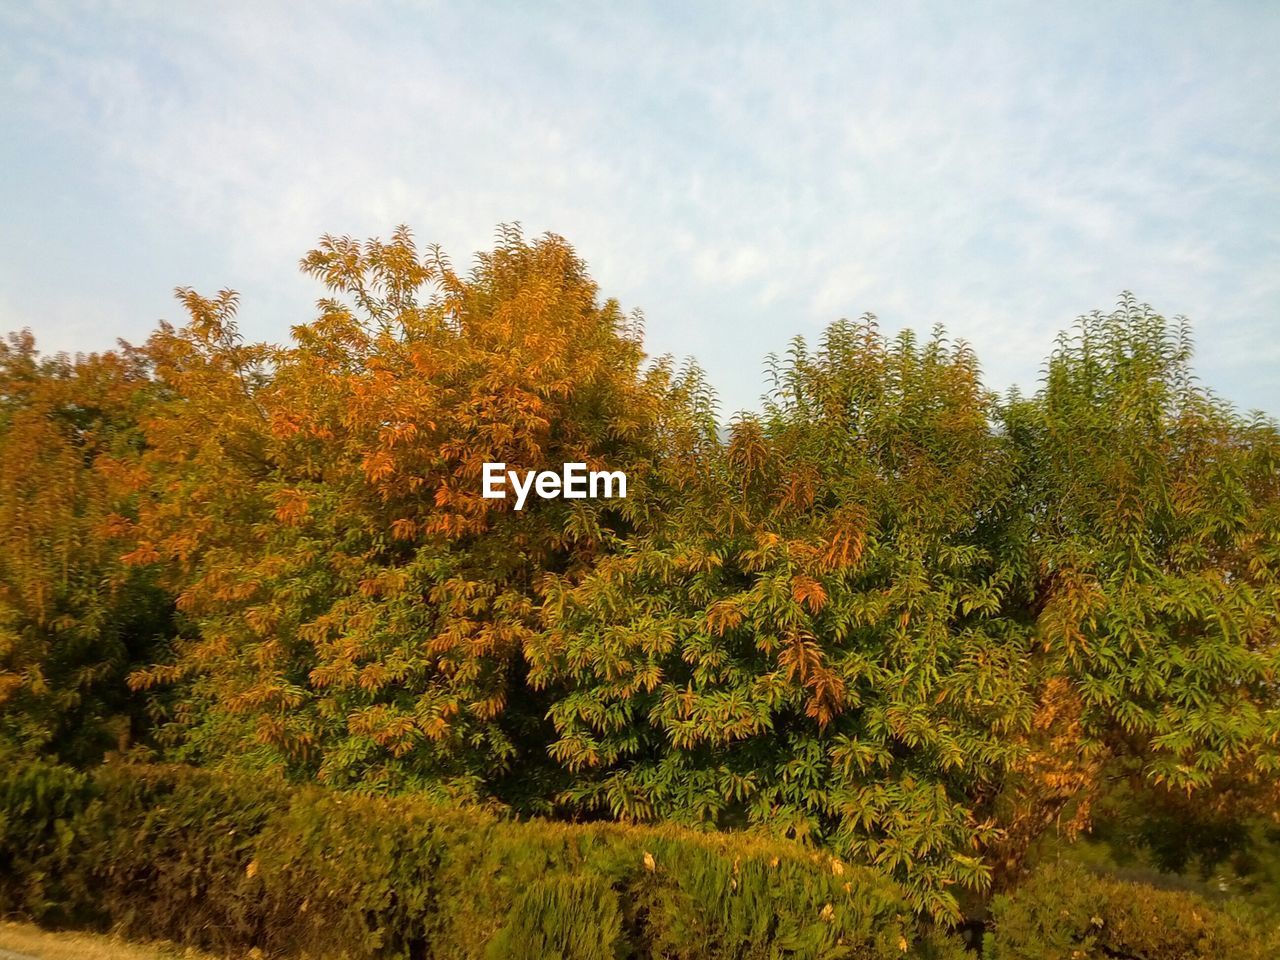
xmin=3 ymin=758 xmax=1276 ymax=959
xmin=1 ymin=226 xmax=1277 ymax=950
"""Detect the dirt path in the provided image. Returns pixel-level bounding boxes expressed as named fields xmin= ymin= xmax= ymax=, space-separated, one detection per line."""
xmin=0 ymin=923 xmax=218 ymax=960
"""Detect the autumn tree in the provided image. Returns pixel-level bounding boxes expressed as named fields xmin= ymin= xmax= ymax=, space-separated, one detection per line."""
xmin=0 ymin=332 xmax=170 ymax=762
xmin=4 ymin=225 xmax=1275 ymax=925
xmin=127 ymin=226 xmax=698 ymax=797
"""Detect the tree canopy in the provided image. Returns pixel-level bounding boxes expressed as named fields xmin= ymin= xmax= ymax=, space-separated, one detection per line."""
xmin=2 ymin=227 xmax=1277 ymax=921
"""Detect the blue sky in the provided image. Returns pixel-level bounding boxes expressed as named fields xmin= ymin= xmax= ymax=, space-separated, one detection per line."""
xmin=3 ymin=1 xmax=1278 ymax=415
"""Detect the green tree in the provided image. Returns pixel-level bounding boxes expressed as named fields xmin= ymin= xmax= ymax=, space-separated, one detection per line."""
xmin=8 ymin=225 xmax=1274 ymax=925
xmin=535 ymin=300 xmax=1280 ymax=919
xmin=996 ymin=297 xmax=1280 ymax=875
xmin=0 ymin=332 xmax=170 ymax=762
xmin=535 ymin=319 xmax=1029 ymax=918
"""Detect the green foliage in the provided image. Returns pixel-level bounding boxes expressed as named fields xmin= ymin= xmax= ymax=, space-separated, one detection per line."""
xmin=486 ymin=873 xmax=622 ymax=960
xmin=536 ymin=300 xmax=1280 ymax=917
xmin=534 ymin=320 xmax=1028 ymax=920
xmin=0 ymin=755 xmax=96 ymax=920
xmin=0 ymin=333 xmax=171 ymax=762
xmin=0 ymin=758 xmax=931 ymax=959
xmin=1015 ymin=300 xmax=1280 ymax=798
xmin=2 ymin=224 xmax=1277 ymax=928
xmin=987 ymin=861 xmax=1280 ymax=960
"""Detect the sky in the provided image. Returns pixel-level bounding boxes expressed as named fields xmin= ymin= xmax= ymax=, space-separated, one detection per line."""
xmin=2 ymin=0 xmax=1278 ymax=416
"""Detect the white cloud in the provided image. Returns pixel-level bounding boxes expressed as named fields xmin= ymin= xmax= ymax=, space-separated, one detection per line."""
xmin=1 ymin=0 xmax=1278 ymax=413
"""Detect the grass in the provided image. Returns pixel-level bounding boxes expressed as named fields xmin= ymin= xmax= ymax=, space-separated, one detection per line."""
xmin=0 ymin=923 xmax=225 ymax=960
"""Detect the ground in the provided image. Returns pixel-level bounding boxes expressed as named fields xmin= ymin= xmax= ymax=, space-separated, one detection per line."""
xmin=0 ymin=923 xmax=220 ymax=960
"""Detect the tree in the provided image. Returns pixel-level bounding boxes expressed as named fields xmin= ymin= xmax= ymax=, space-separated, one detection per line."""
xmin=0 ymin=331 xmax=170 ymax=762
xmin=994 ymin=298 xmax=1280 ymax=875
xmin=535 ymin=319 xmax=1029 ymax=918
xmin=7 ymin=225 xmax=1274 ymax=924
xmin=534 ymin=301 xmax=1280 ymax=919
xmin=128 ymin=226 xmax=696 ymax=798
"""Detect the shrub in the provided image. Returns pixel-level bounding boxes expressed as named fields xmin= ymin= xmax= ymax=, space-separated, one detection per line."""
xmin=0 ymin=758 xmax=288 ymax=950
xmin=0 ymin=758 xmax=930 ymax=959
xmin=485 ymin=873 xmax=621 ymax=960
xmin=0 ymin=757 xmax=95 ymax=921
xmin=5 ymin=760 xmax=1275 ymax=958
xmin=987 ymin=861 xmax=1280 ymax=960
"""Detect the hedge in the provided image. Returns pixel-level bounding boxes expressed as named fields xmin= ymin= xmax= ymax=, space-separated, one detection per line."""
xmin=2 ymin=759 xmax=1275 ymax=959
xmin=986 ymin=861 xmax=1280 ymax=960
xmin=0 ymin=759 xmax=958 ymax=959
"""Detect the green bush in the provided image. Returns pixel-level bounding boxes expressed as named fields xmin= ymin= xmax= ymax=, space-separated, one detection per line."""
xmin=987 ymin=861 xmax=1280 ymax=960
xmin=0 ymin=758 xmax=288 ymax=950
xmin=0 ymin=757 xmax=95 ymax=921
xmin=486 ymin=872 xmax=622 ymax=960
xmin=0 ymin=758 xmax=933 ymax=959
xmin=5 ymin=760 xmax=1273 ymax=959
